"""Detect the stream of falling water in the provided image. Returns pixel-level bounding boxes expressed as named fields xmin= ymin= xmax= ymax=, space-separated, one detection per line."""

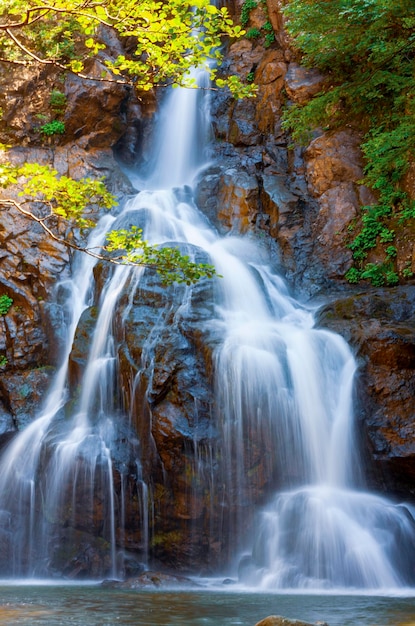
xmin=0 ymin=67 xmax=414 ymax=589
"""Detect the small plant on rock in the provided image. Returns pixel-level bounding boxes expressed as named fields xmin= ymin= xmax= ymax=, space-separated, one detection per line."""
xmin=40 ymin=120 xmax=65 ymax=136
xmin=0 ymin=294 xmax=13 ymax=315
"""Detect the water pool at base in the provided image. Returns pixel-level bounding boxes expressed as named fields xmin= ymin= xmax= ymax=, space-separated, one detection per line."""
xmin=0 ymin=585 xmax=414 ymax=625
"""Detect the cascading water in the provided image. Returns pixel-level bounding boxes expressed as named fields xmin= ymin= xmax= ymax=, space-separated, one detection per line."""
xmin=0 ymin=61 xmax=414 ymax=588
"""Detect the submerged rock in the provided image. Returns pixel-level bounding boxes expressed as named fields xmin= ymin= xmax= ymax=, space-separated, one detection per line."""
xmin=103 ymin=570 xmax=198 ymax=589
xmin=254 ymin=617 xmax=328 ymax=626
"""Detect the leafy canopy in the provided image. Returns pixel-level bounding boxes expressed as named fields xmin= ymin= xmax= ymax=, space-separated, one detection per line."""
xmin=281 ymin=0 xmax=415 ymax=285
xmin=0 ymin=0 xmax=254 ymax=97
xmin=0 ymin=0 xmax=251 ymax=286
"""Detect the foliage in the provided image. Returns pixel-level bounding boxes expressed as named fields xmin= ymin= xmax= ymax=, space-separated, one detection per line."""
xmin=281 ymin=0 xmax=415 ymax=285
xmin=105 ymin=227 xmax=217 ymax=286
xmin=241 ymin=0 xmax=259 ymax=27
xmin=0 ymin=0 xmax=255 ymax=98
xmin=0 ymin=294 xmax=13 ymax=315
xmin=246 ymin=28 xmax=261 ymax=40
xmin=0 ymin=294 xmax=12 ymax=366
xmin=0 ymin=160 xmax=218 ymax=285
xmin=40 ymin=120 xmax=66 ymax=136
xmin=263 ymin=21 xmax=275 ymax=48
xmin=0 ymin=161 xmax=114 ymax=227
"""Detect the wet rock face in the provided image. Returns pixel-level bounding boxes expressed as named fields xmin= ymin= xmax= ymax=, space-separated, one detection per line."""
xmin=113 ymin=265 xmax=227 ymax=569
xmin=317 ymin=287 xmax=415 ymax=498
xmin=0 ymin=368 xmax=53 ymax=432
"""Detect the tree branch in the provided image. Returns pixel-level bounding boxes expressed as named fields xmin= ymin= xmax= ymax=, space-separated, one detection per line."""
xmin=0 ymin=5 xmax=112 ymax=30
xmin=0 ymin=198 xmax=120 ymax=264
xmin=2 ymin=29 xmax=130 ymax=86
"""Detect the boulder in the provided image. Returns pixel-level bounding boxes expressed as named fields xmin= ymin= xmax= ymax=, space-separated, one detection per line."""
xmin=63 ymin=60 xmax=131 ymax=149
xmin=284 ymin=63 xmax=325 ymax=105
xmin=305 ymin=131 xmax=364 ymax=197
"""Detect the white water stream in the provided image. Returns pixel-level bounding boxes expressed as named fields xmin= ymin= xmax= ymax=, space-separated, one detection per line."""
xmin=0 ymin=68 xmax=414 ymax=588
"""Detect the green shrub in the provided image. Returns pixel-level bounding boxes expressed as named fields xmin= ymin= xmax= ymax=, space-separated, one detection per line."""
xmin=40 ymin=120 xmax=66 ymax=136
xmin=246 ymin=27 xmax=261 ymax=39
xmin=0 ymin=294 xmax=13 ymax=315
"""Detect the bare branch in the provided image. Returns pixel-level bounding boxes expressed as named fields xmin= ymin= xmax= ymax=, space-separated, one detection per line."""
xmin=0 ymin=56 xmax=28 ymax=65
xmin=0 ymin=4 xmax=112 ymax=30
xmin=2 ymin=28 xmax=130 ymax=86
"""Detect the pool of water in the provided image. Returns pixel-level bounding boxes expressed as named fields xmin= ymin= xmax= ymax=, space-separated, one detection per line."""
xmin=0 ymin=584 xmax=415 ymax=625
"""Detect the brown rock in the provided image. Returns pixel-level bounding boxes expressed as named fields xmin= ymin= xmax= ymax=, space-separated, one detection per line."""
xmin=250 ymin=5 xmax=268 ymax=30
xmin=311 ymin=182 xmax=357 ymax=277
xmin=255 ymin=52 xmax=286 ymax=85
xmin=305 ymin=131 xmax=363 ymax=197
xmin=402 ymin=161 xmax=415 ymax=201
xmin=284 ymin=63 xmax=325 ymax=105
xmin=227 ymin=40 xmax=265 ymax=79
xmin=316 ymin=183 xmax=358 ymax=244
xmin=63 ymin=60 xmax=130 ymax=149
xmin=265 ymin=0 xmax=293 ymax=53
xmin=0 ymin=64 xmax=62 ymax=146
xmin=254 ymin=52 xmax=287 ymax=133
xmin=216 ymin=168 xmax=259 ymax=232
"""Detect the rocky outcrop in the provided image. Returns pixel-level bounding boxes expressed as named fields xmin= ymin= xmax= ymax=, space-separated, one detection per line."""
xmin=284 ymin=63 xmax=325 ymax=105
xmin=197 ymin=17 xmax=370 ymax=294
xmin=197 ymin=36 xmax=320 ymax=291
xmin=301 ymin=130 xmax=374 ymax=284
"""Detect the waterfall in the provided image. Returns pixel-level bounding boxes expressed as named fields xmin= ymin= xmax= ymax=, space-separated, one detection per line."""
xmin=0 ymin=63 xmax=415 ymax=588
